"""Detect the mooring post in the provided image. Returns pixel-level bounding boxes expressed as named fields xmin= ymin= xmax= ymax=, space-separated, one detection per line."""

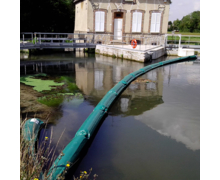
xmin=72 ymin=33 xmax=74 ymax=47
xmin=188 ymin=36 xmax=190 ymax=46
xmin=179 ymin=35 xmax=181 ymax=49
xmin=164 ymin=35 xmax=167 ymax=48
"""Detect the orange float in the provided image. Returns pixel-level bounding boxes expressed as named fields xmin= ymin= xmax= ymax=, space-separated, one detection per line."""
xmin=131 ymin=39 xmax=137 ymax=49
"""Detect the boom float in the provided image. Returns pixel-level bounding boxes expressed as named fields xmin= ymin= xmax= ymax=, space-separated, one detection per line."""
xmin=23 ymin=55 xmax=197 ymax=179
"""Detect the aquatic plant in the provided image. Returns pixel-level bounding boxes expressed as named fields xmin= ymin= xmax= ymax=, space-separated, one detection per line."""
xmin=38 ymin=94 xmax=65 ymax=107
xmin=20 ymin=74 xmax=64 ymax=92
xmin=37 ymin=93 xmax=83 ymax=107
xmin=56 ymin=76 xmax=78 ymax=92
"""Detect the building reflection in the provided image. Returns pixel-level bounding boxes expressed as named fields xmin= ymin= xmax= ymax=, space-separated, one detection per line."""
xmin=75 ymin=54 xmax=164 ymax=116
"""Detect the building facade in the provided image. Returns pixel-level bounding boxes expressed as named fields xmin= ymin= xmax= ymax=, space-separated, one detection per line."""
xmin=74 ymin=0 xmax=171 ymax=40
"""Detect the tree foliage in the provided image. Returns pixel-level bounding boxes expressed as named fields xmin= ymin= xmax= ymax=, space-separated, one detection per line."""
xmin=168 ymin=11 xmax=200 ymax=32
xmin=20 ymin=0 xmax=75 ymax=32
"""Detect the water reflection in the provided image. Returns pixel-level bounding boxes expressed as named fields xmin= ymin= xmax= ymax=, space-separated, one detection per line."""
xmin=135 ymin=63 xmax=200 ymax=151
xmin=20 ymin=53 xmax=200 ymax=179
xmin=75 ymin=55 xmax=164 ymax=116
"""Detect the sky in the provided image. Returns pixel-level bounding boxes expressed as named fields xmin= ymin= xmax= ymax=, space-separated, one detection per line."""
xmin=168 ymin=0 xmax=200 ymax=22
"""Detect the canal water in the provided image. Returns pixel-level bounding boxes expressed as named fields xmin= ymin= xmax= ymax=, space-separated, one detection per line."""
xmin=20 ymin=52 xmax=200 ymax=180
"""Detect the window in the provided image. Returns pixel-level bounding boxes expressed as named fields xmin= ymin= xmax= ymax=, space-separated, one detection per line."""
xmin=120 ymin=98 xmax=129 ymax=112
xmin=95 ymin=11 xmax=105 ymax=32
xmin=150 ymin=13 xmax=161 ymax=33
xmin=123 ymin=0 xmax=136 ymax=3
xmin=132 ymin=12 xmax=142 ymax=32
xmin=94 ymin=70 xmax=104 ymax=90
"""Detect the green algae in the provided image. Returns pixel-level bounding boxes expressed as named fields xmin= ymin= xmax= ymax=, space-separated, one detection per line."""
xmin=56 ymin=76 xmax=78 ymax=92
xmin=21 ymin=74 xmax=83 ymax=107
xmin=38 ymin=93 xmax=83 ymax=107
xmin=20 ymin=74 xmax=64 ymax=92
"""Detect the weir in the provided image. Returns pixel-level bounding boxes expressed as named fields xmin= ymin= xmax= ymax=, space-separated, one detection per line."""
xmin=43 ymin=55 xmax=197 ymax=179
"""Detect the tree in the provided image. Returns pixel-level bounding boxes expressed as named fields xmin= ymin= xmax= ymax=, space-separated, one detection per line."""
xmin=179 ymin=11 xmax=200 ymax=32
xmin=173 ymin=19 xmax=181 ymax=31
xmin=20 ymin=0 xmax=75 ymax=32
xmin=167 ymin=21 xmax=173 ymax=31
xmin=170 ymin=11 xmax=200 ymax=32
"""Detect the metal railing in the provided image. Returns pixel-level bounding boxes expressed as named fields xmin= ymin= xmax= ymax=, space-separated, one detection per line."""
xmin=93 ymin=34 xmax=165 ymax=52
xmin=20 ymin=32 xmax=165 ymax=51
xmin=165 ymin=34 xmax=200 ymax=50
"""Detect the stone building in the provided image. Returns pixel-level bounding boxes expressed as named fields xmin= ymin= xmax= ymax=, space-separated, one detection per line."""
xmin=73 ymin=0 xmax=171 ymax=42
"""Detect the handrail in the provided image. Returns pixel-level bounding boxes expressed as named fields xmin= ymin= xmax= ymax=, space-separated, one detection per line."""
xmin=20 ymin=32 xmax=166 ymax=51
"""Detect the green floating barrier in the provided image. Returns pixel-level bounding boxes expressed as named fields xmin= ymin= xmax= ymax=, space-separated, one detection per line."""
xmin=123 ymin=74 xmax=136 ymax=84
xmin=22 ymin=118 xmax=44 ymax=156
xmin=111 ymin=83 xmax=127 ymax=95
xmin=38 ymin=55 xmax=197 ymax=179
xmin=22 ymin=118 xmax=44 ymax=142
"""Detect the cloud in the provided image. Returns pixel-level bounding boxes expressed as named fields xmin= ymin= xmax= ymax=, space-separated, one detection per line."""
xmin=135 ymin=108 xmax=200 ymax=151
xmin=194 ymin=2 xmax=200 ymax=11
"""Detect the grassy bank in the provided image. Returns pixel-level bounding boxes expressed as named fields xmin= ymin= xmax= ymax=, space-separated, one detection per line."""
xmin=167 ymin=32 xmax=200 ymax=36
xmin=166 ymin=33 xmax=200 ymax=45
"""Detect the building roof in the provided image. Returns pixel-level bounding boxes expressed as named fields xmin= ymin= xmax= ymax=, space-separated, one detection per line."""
xmin=74 ymin=0 xmax=172 ymax=4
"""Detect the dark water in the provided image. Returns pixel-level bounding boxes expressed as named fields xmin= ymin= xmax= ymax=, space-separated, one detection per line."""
xmin=21 ymin=52 xmax=200 ymax=180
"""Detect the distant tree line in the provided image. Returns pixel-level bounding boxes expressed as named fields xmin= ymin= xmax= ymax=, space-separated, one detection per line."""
xmin=20 ymin=0 xmax=75 ymax=33
xmin=168 ymin=11 xmax=200 ymax=32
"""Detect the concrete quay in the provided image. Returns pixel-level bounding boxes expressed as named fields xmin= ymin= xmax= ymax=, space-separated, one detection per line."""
xmin=95 ymin=44 xmax=166 ymax=63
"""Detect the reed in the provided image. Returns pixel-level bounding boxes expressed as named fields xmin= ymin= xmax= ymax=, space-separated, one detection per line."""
xmin=20 ymin=116 xmax=97 ymax=180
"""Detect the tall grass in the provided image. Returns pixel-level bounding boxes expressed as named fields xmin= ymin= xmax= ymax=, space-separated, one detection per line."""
xmin=20 ymin=117 xmax=56 ymax=180
xmin=20 ymin=116 xmax=98 ymax=180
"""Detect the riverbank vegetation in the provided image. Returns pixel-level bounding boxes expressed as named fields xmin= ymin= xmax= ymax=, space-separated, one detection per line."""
xmin=20 ymin=0 xmax=74 ymax=32
xmin=168 ymin=11 xmax=200 ymax=33
xmin=20 ymin=73 xmax=83 ymax=121
xmin=20 ymin=118 xmax=97 ymax=180
xmin=166 ymin=35 xmax=200 ymax=45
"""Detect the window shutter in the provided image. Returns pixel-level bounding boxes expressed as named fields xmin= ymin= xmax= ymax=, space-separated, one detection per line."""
xmin=137 ymin=12 xmax=142 ymax=32
xmin=150 ymin=13 xmax=156 ymax=32
xmin=95 ymin=12 xmax=100 ymax=31
xmin=132 ymin=12 xmax=137 ymax=32
xmin=100 ymin=12 xmax=105 ymax=32
xmin=95 ymin=11 xmax=105 ymax=32
xmin=151 ymin=13 xmax=161 ymax=33
xmin=155 ymin=13 xmax=161 ymax=32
